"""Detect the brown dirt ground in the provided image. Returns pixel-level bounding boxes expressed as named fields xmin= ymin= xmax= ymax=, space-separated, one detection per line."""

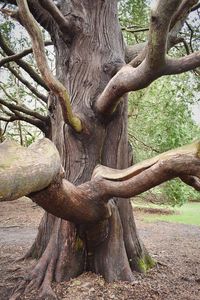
xmin=0 ymin=198 xmax=200 ymax=300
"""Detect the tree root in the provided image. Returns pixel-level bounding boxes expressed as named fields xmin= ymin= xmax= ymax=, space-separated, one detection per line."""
xmin=10 ymin=219 xmax=60 ymax=300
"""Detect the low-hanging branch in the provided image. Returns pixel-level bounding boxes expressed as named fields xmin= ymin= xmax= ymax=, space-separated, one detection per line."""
xmin=95 ymin=0 xmax=200 ymax=116
xmin=0 ymin=138 xmax=200 ymax=224
xmin=16 ymin=0 xmax=82 ymax=133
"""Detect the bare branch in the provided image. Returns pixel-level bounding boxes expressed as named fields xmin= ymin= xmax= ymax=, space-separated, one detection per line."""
xmin=165 ymin=51 xmax=200 ymax=75
xmin=170 ymin=0 xmax=198 ymax=30
xmin=0 ymin=111 xmax=47 ymax=132
xmin=38 ymin=0 xmax=75 ymax=36
xmin=128 ymin=132 xmax=159 ymax=153
xmin=96 ymin=0 xmax=200 ymax=116
xmin=122 ymin=27 xmax=149 ymax=34
xmin=5 ymin=64 xmax=48 ymax=103
xmin=0 ymin=138 xmax=61 ymax=201
xmin=16 ymin=0 xmax=82 ymax=133
xmin=0 ymin=31 xmax=49 ymax=91
xmin=0 ymin=82 xmax=18 ymax=103
xmin=126 ymin=0 xmax=198 ymax=65
xmin=146 ymin=0 xmax=182 ymax=69
xmin=191 ymin=2 xmax=200 ymax=11
xmin=1 ymin=140 xmax=200 ymax=224
xmin=93 ymin=141 xmax=200 ymax=199
xmin=171 ymin=37 xmax=190 ymax=55
xmin=185 ymin=21 xmax=194 ymax=53
xmin=0 ymin=115 xmax=16 ymax=122
xmin=125 ymin=42 xmax=146 ymax=64
xmin=0 ymin=96 xmax=47 ymax=121
xmin=0 ymin=40 xmax=52 ymax=67
xmin=180 ymin=175 xmax=200 ymax=191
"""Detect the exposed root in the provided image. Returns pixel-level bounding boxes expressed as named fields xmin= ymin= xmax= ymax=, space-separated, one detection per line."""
xmin=9 ymin=219 xmax=60 ymax=300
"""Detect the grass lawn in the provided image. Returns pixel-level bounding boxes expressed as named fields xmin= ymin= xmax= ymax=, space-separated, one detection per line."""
xmin=133 ymin=202 xmax=200 ymax=226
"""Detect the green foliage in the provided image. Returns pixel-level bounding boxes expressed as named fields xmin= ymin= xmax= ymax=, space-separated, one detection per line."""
xmin=118 ymin=0 xmax=149 ymax=44
xmin=128 ymin=73 xmax=200 ymax=206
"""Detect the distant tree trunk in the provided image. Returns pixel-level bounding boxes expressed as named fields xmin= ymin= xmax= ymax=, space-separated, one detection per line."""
xmin=25 ymin=0 xmax=154 ymax=289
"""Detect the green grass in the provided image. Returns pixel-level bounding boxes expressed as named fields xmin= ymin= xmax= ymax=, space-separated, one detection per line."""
xmin=134 ymin=202 xmax=200 ymax=226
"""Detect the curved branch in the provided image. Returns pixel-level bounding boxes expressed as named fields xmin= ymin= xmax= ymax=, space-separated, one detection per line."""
xmin=93 ymin=141 xmax=200 ymax=181
xmin=1 ymin=140 xmax=200 ymax=224
xmin=146 ymin=0 xmax=182 ymax=69
xmin=38 ymin=0 xmax=75 ymax=36
xmin=0 ymin=40 xmax=52 ymax=67
xmin=16 ymin=0 xmax=82 ymax=133
xmin=170 ymin=0 xmax=198 ymax=30
xmin=180 ymin=175 xmax=200 ymax=191
xmin=96 ymin=0 xmax=200 ymax=117
xmin=125 ymin=42 xmax=146 ymax=64
xmin=0 ymin=32 xmax=49 ymax=91
xmin=125 ymin=0 xmax=198 ymax=65
xmin=0 ymin=138 xmax=61 ymax=201
xmin=165 ymin=51 xmax=200 ymax=74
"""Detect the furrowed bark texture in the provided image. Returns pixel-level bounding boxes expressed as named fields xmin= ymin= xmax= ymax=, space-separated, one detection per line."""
xmin=24 ymin=0 xmax=151 ymax=289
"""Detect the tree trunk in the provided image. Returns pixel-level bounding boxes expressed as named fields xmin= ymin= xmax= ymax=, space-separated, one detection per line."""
xmin=21 ymin=1 xmax=154 ymax=296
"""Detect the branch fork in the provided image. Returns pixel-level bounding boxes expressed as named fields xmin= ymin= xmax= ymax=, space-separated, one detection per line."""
xmin=0 ymin=138 xmax=200 ymax=224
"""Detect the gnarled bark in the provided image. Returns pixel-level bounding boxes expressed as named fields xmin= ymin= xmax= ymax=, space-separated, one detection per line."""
xmin=1 ymin=1 xmax=200 ymax=299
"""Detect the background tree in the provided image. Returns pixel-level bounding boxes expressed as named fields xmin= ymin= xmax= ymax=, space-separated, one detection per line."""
xmin=128 ymin=74 xmax=200 ymax=205
xmin=0 ymin=0 xmax=200 ymax=299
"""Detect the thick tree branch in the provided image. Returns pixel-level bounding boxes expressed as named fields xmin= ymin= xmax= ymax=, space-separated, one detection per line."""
xmin=16 ymin=0 xmax=82 ymax=133
xmin=165 ymin=51 xmax=200 ymax=75
xmin=0 ymin=138 xmax=61 ymax=201
xmin=125 ymin=0 xmax=198 ymax=65
xmin=96 ymin=0 xmax=200 ymax=116
xmin=38 ymin=0 xmax=75 ymax=36
xmin=180 ymin=175 xmax=200 ymax=191
xmin=146 ymin=0 xmax=182 ymax=69
xmin=0 ymin=32 xmax=49 ymax=91
xmin=0 ymin=40 xmax=52 ymax=67
xmin=170 ymin=0 xmax=199 ymax=30
xmin=0 ymin=140 xmax=200 ymax=224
